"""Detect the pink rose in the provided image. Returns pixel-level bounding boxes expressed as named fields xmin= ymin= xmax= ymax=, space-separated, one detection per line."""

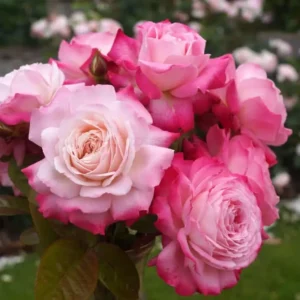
xmin=211 ymin=63 xmax=292 ymax=146
xmin=135 ymin=20 xmax=208 ymax=95
xmin=0 ymin=63 xmax=64 ymax=125
xmin=185 ymin=125 xmax=279 ymax=225
xmin=108 ymin=21 xmax=232 ymax=132
xmin=53 ymin=32 xmax=116 ymax=85
xmin=23 ymin=85 xmax=177 ymax=234
xmin=150 ymin=154 xmax=262 ymax=295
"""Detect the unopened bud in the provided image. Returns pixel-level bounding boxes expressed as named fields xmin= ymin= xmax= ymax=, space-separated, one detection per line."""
xmin=89 ymin=51 xmax=107 ymax=82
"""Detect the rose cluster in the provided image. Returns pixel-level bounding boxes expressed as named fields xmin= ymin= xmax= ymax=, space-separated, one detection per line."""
xmin=0 ymin=20 xmax=291 ymax=296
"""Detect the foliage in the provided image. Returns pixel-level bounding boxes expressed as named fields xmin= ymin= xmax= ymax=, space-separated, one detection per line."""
xmin=1 ymin=211 xmax=300 ymax=299
xmin=264 ymin=0 xmax=300 ymax=32
xmin=0 ymin=0 xmax=46 ymax=45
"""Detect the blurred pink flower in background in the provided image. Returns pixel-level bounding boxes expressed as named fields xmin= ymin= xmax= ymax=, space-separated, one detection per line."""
xmin=31 ymin=14 xmax=71 ymax=39
xmin=174 ymin=11 xmax=189 ymax=22
xmin=233 ymin=47 xmax=258 ymax=64
xmin=88 ymin=20 xmax=99 ymax=32
xmin=188 ymin=21 xmax=202 ymax=33
xmin=277 ymin=64 xmax=299 ymax=82
xmin=98 ymin=18 xmax=123 ymax=34
xmin=48 ymin=14 xmax=71 ymax=38
xmin=73 ymin=22 xmax=90 ymax=36
xmin=272 ymin=171 xmax=290 ymax=192
xmin=256 ymin=50 xmax=278 ymax=73
xmin=69 ymin=11 xmax=87 ymax=24
xmin=191 ymin=0 xmax=206 ymax=18
xmin=269 ymin=39 xmax=293 ymax=57
xmin=31 ymin=19 xmax=52 ymax=39
xmin=237 ymin=0 xmax=263 ymax=22
xmin=284 ymin=96 xmax=298 ymax=110
xmin=233 ymin=47 xmax=278 ymax=73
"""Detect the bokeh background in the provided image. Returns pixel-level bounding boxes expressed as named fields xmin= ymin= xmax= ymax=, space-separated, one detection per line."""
xmin=0 ymin=0 xmax=300 ymax=299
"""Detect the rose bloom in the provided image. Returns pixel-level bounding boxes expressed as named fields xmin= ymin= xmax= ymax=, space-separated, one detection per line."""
xmin=134 ymin=20 xmax=208 ymax=96
xmin=108 ymin=20 xmax=231 ymax=132
xmin=23 ymin=85 xmax=177 ymax=234
xmin=184 ymin=125 xmax=280 ymax=225
xmin=269 ymin=39 xmax=293 ymax=57
xmin=54 ymin=32 xmax=116 ymax=85
xmin=150 ymin=154 xmax=263 ymax=295
xmin=0 ymin=63 xmax=64 ymax=125
xmin=276 ymin=64 xmax=299 ymax=82
xmin=211 ymin=63 xmax=292 ymax=146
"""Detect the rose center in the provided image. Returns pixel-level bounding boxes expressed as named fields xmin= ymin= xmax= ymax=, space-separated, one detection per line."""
xmin=77 ymin=130 xmax=103 ymax=159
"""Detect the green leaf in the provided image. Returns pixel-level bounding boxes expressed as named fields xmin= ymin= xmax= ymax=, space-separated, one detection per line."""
xmin=50 ymin=222 xmax=99 ymax=248
xmin=36 ymin=239 xmax=99 ymax=300
xmin=29 ymin=202 xmax=58 ymax=254
xmin=95 ymin=243 xmax=140 ymax=300
xmin=131 ymin=214 xmax=158 ymax=234
xmin=8 ymin=158 xmax=30 ymax=197
xmin=0 ymin=195 xmax=29 ymax=216
xmin=20 ymin=227 xmax=39 ymax=246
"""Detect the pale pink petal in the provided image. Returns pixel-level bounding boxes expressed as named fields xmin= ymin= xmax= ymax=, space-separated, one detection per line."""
xmin=111 ymin=187 xmax=154 ymax=220
xmin=37 ymin=160 xmax=81 ymax=198
xmin=41 ymin=127 xmax=59 ymax=161
xmin=139 ymin=60 xmax=199 ymax=92
xmin=236 ymin=63 xmax=267 ymax=83
xmin=22 ymin=161 xmax=50 ymax=194
xmin=148 ymin=96 xmax=194 ymax=132
xmin=69 ymin=210 xmax=113 ymax=235
xmin=136 ymin=68 xmax=162 ymax=99
xmin=154 ymin=241 xmax=197 ymax=296
xmin=129 ymin=145 xmax=174 ymax=189
xmin=146 ymin=126 xmax=179 ymax=147
xmin=80 ymin=175 xmax=132 ymax=198
xmin=29 ymin=87 xmax=71 ymax=146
